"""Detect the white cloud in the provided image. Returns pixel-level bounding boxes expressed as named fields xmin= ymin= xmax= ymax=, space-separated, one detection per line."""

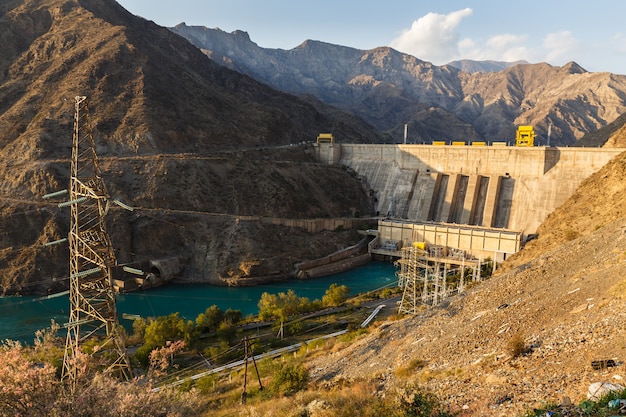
xmin=390 ymin=8 xmax=473 ymax=64
xmin=611 ymin=32 xmax=626 ymax=54
xmin=459 ymin=33 xmax=530 ymax=62
xmin=390 ymin=9 xmax=587 ymax=67
xmin=486 ymin=34 xmax=528 ymax=52
xmin=542 ymin=31 xmax=580 ymax=63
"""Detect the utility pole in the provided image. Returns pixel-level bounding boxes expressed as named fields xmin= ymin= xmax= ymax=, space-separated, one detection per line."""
xmin=61 ymin=96 xmax=132 ymax=387
xmin=547 ymin=122 xmax=552 ymax=147
xmin=241 ymin=336 xmax=263 ymax=404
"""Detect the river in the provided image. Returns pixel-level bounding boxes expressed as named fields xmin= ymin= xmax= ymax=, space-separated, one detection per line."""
xmin=0 ymin=261 xmax=398 ymax=343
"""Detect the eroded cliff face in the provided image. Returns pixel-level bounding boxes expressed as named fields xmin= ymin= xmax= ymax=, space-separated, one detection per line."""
xmin=173 ymin=24 xmax=626 ymax=146
xmin=0 ymin=0 xmax=380 ymax=295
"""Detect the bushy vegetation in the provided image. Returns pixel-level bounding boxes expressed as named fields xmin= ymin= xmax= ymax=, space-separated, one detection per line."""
xmin=3 ymin=281 xmax=447 ymax=416
xmin=258 ymin=289 xmax=318 ymax=321
xmin=322 ymin=283 xmax=350 ymax=307
xmin=134 ymin=312 xmax=195 ymax=367
xmin=0 ymin=336 xmax=206 ymax=416
xmin=241 ymin=378 xmax=457 ymax=417
xmin=267 ymin=362 xmax=309 ymax=396
xmin=130 ymin=283 xmax=354 ymax=368
xmin=257 ymin=284 xmax=350 ymax=322
xmin=507 ymin=332 xmax=528 ymax=358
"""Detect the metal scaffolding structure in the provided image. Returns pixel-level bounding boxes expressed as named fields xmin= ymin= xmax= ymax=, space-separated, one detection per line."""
xmin=61 ymin=96 xmax=132 ymax=384
xmin=396 ymin=244 xmax=483 ymax=315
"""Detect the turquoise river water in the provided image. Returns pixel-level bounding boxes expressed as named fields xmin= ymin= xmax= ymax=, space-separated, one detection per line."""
xmin=0 ymin=261 xmax=398 ymax=343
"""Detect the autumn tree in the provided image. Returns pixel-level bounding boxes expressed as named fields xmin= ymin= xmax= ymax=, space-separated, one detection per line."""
xmin=322 ymin=283 xmax=350 ymax=307
xmin=195 ymin=304 xmax=224 ymax=332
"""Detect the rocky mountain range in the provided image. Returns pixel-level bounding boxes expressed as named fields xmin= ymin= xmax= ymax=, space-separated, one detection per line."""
xmin=3 ymin=1 xmax=626 ymax=414
xmin=171 ymin=23 xmax=626 ymax=146
xmin=446 ymin=59 xmax=528 ymax=73
xmin=0 ymin=0 xmax=382 ymax=294
xmin=1 ymin=0 xmax=626 ymax=296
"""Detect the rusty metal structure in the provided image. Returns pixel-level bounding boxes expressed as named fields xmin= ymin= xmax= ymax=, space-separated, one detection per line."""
xmin=61 ymin=96 xmax=132 ymax=384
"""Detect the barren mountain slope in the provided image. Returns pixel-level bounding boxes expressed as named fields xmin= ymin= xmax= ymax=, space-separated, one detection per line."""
xmin=577 ymin=112 xmax=626 ymax=147
xmin=461 ymin=63 xmax=626 ymax=144
xmin=308 ymin=151 xmax=626 ymax=416
xmin=173 ymin=24 xmax=626 ymax=146
xmin=0 ymin=0 xmax=383 ymax=295
xmin=0 ymin=0 xmax=384 ymax=158
xmin=604 ymin=115 xmax=626 ymax=147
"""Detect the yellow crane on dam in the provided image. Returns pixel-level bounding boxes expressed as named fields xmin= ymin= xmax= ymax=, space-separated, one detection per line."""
xmin=514 ymin=125 xmax=536 ymax=146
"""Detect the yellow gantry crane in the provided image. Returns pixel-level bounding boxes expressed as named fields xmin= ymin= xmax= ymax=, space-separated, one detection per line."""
xmin=515 ymin=125 xmax=536 ymax=146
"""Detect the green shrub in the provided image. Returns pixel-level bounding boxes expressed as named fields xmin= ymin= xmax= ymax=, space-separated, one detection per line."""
xmin=223 ymin=308 xmax=243 ymax=326
xmin=398 ymin=391 xmax=456 ymax=417
xmin=564 ymin=229 xmax=580 ymax=241
xmin=203 ymin=340 xmax=239 ymax=364
xmin=268 ymin=363 xmax=309 ymax=396
xmin=258 ymin=289 xmax=314 ymax=321
xmin=195 ymin=374 xmax=220 ymax=394
xmin=144 ymin=313 xmax=194 ymax=347
xmin=322 ymin=283 xmax=350 ymax=307
xmin=134 ymin=343 xmax=155 ymax=367
xmin=195 ymin=305 xmax=224 ymax=332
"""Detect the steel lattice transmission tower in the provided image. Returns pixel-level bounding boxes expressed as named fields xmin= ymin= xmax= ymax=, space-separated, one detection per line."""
xmin=397 ymin=246 xmax=426 ymax=315
xmin=397 ymin=244 xmax=484 ymax=315
xmin=61 ymin=96 xmax=132 ymax=383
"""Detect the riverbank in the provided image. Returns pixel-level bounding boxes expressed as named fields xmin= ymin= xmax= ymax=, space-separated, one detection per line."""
xmin=0 ymin=261 xmax=398 ymax=343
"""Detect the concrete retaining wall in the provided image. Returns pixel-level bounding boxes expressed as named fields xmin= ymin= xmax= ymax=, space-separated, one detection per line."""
xmin=236 ymin=215 xmax=373 ymax=233
xmin=294 ymin=237 xmax=371 ymax=279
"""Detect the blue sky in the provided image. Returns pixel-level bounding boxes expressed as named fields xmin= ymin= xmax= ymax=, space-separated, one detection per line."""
xmin=117 ymin=0 xmax=626 ymax=75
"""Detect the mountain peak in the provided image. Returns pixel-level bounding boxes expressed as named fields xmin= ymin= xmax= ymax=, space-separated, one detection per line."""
xmin=173 ymin=23 xmax=253 ymax=44
xmin=561 ymin=61 xmax=587 ymax=74
xmin=175 ymin=24 xmax=626 ymax=147
xmin=1 ymin=0 xmax=380 ymax=158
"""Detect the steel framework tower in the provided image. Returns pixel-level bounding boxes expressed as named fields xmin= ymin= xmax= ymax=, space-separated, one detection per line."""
xmin=61 ymin=96 xmax=132 ymax=384
xmin=396 ymin=245 xmax=483 ymax=315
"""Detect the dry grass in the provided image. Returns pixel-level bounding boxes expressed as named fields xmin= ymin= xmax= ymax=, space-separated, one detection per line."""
xmin=237 ymin=380 xmax=389 ymax=417
xmin=395 ymin=358 xmax=427 ymax=379
xmin=507 ymin=333 xmax=527 ymax=358
xmin=609 ymin=278 xmax=626 ymax=300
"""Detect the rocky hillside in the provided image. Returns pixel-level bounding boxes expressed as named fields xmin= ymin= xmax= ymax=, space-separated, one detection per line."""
xmin=0 ymin=1 xmax=384 ymax=158
xmin=307 ymin=150 xmax=626 ymax=416
xmin=446 ymin=59 xmax=528 ymax=73
xmin=578 ymin=112 xmax=626 ymax=147
xmin=0 ymin=0 xmax=383 ymax=295
xmin=172 ymin=24 xmax=626 ymax=146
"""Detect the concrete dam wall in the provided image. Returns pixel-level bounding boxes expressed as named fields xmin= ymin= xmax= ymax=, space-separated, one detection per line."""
xmin=315 ymin=144 xmax=625 ymax=236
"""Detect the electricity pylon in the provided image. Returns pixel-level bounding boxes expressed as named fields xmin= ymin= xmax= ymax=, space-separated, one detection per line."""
xmin=397 ymin=246 xmax=426 ymax=315
xmin=61 ymin=96 xmax=132 ymax=385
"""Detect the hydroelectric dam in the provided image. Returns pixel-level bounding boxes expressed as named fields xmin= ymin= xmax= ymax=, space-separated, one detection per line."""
xmin=314 ymin=143 xmax=626 ymax=262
